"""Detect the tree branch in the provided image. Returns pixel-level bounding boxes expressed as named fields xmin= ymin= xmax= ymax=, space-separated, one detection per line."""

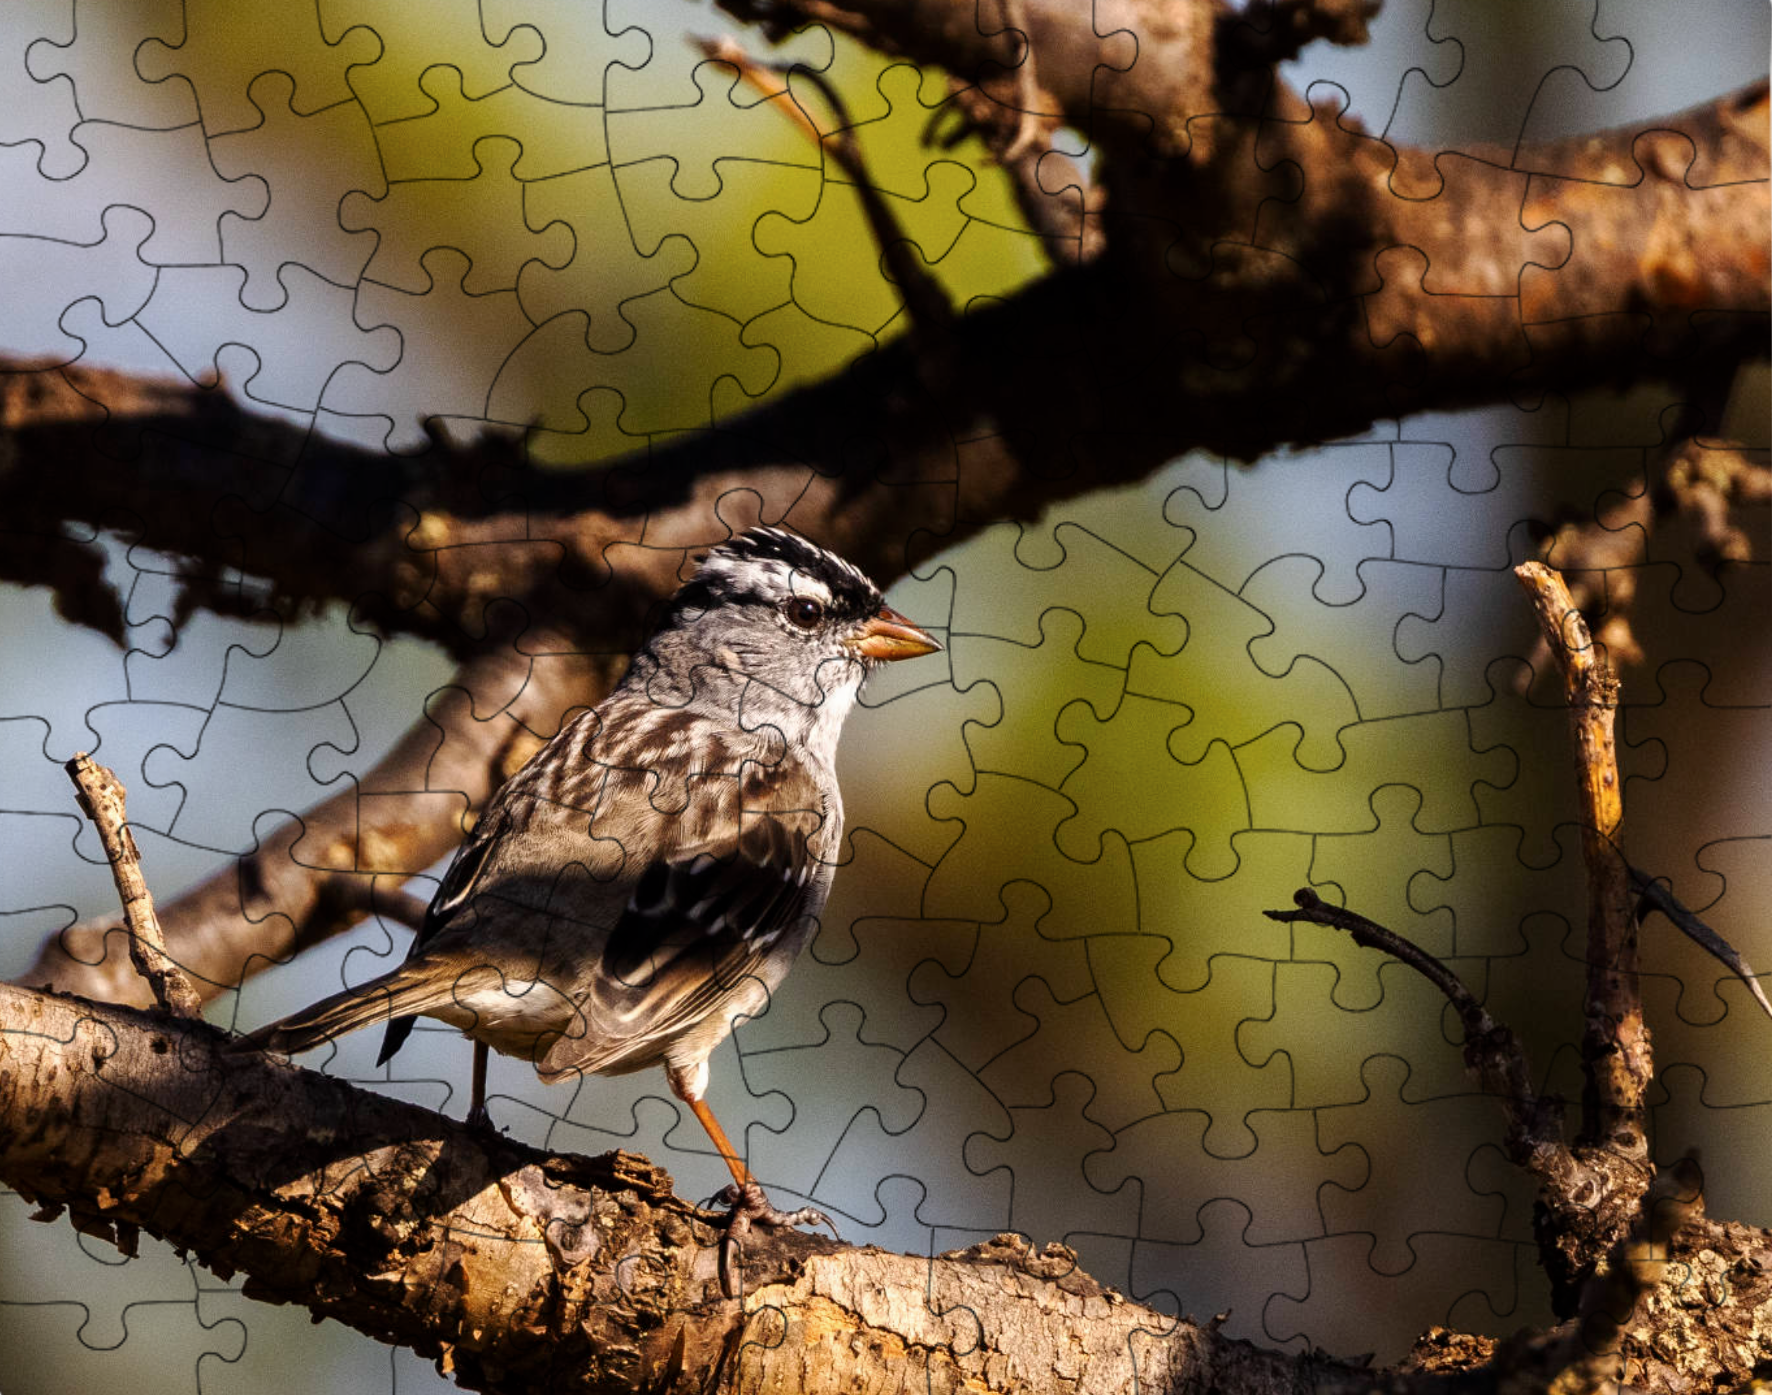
xmin=1264 ymin=887 xmax=1560 ymax=1162
xmin=1514 ymin=561 xmax=1645 ymax=1156
xmin=0 ymin=980 xmax=1401 ymax=1395
xmin=62 ymin=752 xmax=203 ymax=1017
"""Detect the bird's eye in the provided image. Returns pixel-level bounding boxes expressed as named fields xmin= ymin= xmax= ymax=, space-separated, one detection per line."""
xmin=785 ymin=597 xmax=824 ymax=629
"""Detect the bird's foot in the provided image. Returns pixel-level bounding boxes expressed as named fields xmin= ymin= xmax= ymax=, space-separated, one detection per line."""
xmin=464 ymin=1102 xmax=498 ymax=1136
xmin=711 ymin=1181 xmax=837 ymax=1299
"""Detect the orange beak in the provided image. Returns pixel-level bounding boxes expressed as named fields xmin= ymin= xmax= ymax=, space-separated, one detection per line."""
xmin=847 ymin=605 xmax=942 ymax=662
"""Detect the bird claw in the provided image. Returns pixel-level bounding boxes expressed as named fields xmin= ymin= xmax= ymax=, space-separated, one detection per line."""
xmin=464 ymin=1103 xmax=499 ymax=1136
xmin=711 ymin=1181 xmax=838 ymax=1299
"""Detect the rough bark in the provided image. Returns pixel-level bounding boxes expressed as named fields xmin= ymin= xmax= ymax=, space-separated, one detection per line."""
xmin=3 ymin=981 xmax=1767 ymax=1393
xmin=0 ymin=981 xmax=1380 ymax=1395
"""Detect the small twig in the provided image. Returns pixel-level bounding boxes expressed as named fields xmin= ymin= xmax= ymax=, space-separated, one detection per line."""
xmin=65 ymin=753 xmax=202 ymax=1017
xmin=1264 ymin=889 xmax=1552 ymax=1146
xmin=1514 ymin=561 xmax=1646 ymax=1154
xmin=1629 ymin=865 xmax=1772 ymax=1023
xmin=694 ymin=35 xmax=953 ymax=335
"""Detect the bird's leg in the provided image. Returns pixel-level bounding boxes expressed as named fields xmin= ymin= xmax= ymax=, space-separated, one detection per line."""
xmin=667 ymin=1062 xmax=836 ymax=1297
xmin=465 ymin=1040 xmax=495 ymax=1133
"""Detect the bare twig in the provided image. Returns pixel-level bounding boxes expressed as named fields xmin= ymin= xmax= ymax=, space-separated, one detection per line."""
xmin=1514 ymin=561 xmax=1646 ymax=1155
xmin=1264 ymin=888 xmax=1559 ymax=1159
xmin=1629 ymin=866 xmax=1772 ymax=1024
xmin=64 ymin=753 xmax=202 ymax=1018
xmin=694 ymin=35 xmax=954 ymax=334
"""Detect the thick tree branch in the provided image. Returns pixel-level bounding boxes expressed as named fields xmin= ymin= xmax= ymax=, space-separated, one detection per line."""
xmin=2 ymin=81 xmax=1764 ymax=654
xmin=0 ymin=981 xmax=1404 ymax=1395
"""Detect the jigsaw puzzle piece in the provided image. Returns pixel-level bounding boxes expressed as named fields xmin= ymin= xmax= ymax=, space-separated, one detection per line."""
xmin=1315 ymin=1057 xmax=1527 ymax=1273
xmin=0 ymin=566 xmax=135 ymax=755
xmin=1054 ymin=696 xmax=1250 ymax=879
xmin=609 ymin=61 xmax=815 ymax=202
xmin=488 ymin=291 xmax=779 ymax=439
xmin=342 ymin=136 xmax=572 ymax=295
xmin=516 ymin=162 xmax=697 ymax=352
xmin=205 ymin=72 xmax=385 ymax=307
xmin=741 ymin=832 xmax=944 ymax=1054
xmin=1517 ymin=5 xmax=1770 ymax=153
xmin=615 ymin=156 xmax=819 ymax=326
xmin=137 ymin=3 xmax=379 ymax=135
xmin=1239 ymin=707 xmax=1513 ymax=836
xmin=1393 ymin=530 xmax=1547 ymax=710
xmin=1641 ymin=963 xmax=1772 ymax=1114
xmin=1087 ymin=1107 xmax=1364 ymax=1248
xmin=76 ymin=702 xmax=209 ymax=834
xmin=1352 ymin=442 xmax=1646 ymax=572
xmin=1272 ymin=0 xmax=1458 ymax=130
xmin=1242 ymin=556 xmax=1443 ymax=721
xmin=1129 ymin=953 xmax=1293 ymax=1155
xmin=752 ymin=163 xmax=975 ymax=338
xmin=322 ymin=248 xmax=536 ymax=452
xmin=1383 ymin=0 xmax=1631 ymax=154
xmin=1 ymin=0 xmax=84 ymax=178
xmin=0 ymin=207 xmax=154 ymax=364
xmin=965 ymin=1072 xmax=1140 ymax=1288
xmin=1239 ymin=958 xmax=1474 ymax=1108
xmin=1620 ymin=560 xmax=1772 ymax=705
xmin=950 ymin=522 xmax=1188 ymax=670
xmin=373 ymin=68 xmax=608 ymax=183
xmin=1271 ymin=1234 xmax=1538 ymax=1365
xmin=1623 ymin=660 xmax=1771 ymax=911
xmin=1164 ymin=444 xmax=1392 ymax=604
xmin=1650 ymin=1064 xmax=1772 ymax=1229
xmin=0 ymin=1219 xmax=236 ymax=1380
xmin=139 ymin=264 xmax=401 ymax=412
xmin=740 ymin=1001 xmax=923 ymax=1204
xmin=482 ymin=0 xmax=649 ymax=106
xmin=1303 ymin=786 xmax=1454 ymax=1008
xmin=1464 ymin=912 xmax=1588 ymax=1111
xmin=908 ymin=883 xmax=1095 ymax=1072
xmin=538 ymin=1039 xmax=794 ymax=1205
xmin=141 ymin=697 xmax=359 ymax=853
xmin=316 ymin=0 xmax=543 ymax=123
xmin=0 ymin=120 xmax=267 ymax=264
xmin=1408 ymin=822 xmax=1584 ymax=958
xmin=814 ymin=1038 xmax=1013 ymax=1240
xmin=950 ymin=609 xmax=1124 ymax=788
xmin=1128 ymin=829 xmax=1312 ymax=993
xmin=1127 ymin=1199 xmax=1309 ymax=1349
xmin=195 ymin=1281 xmax=439 ymax=1395
xmin=1129 ymin=555 xmax=1356 ymax=767
xmin=836 ymin=599 xmax=982 ymax=866
xmin=923 ymin=773 xmax=1139 ymax=940
xmin=24 ymin=0 xmax=195 ymax=132
xmin=979 ymin=980 xmax=1180 ymax=1133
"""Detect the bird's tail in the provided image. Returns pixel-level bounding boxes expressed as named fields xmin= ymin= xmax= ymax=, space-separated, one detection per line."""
xmin=232 ymin=965 xmax=458 ymax=1058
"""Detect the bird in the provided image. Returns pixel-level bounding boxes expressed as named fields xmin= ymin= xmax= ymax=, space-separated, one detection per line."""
xmin=235 ymin=526 xmax=941 ymax=1272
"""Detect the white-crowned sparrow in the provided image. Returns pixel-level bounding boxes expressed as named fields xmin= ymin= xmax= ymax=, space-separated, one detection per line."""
xmin=237 ymin=527 xmax=940 ymax=1270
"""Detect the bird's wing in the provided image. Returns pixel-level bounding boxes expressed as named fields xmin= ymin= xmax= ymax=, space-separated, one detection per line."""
xmin=538 ymin=760 xmax=834 ymax=1077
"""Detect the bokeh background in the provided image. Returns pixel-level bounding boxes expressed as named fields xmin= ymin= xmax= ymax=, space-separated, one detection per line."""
xmin=0 ymin=1 xmax=1767 ymax=1391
